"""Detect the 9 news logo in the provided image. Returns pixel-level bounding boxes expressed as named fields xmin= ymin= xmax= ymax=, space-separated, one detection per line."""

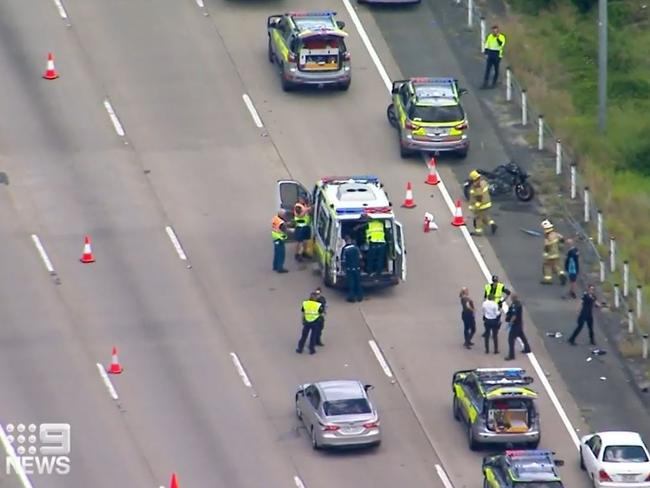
xmin=4 ymin=423 xmax=71 ymax=476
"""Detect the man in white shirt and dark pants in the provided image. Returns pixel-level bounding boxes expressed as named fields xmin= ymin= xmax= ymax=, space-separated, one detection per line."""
xmin=482 ymin=294 xmax=501 ymax=354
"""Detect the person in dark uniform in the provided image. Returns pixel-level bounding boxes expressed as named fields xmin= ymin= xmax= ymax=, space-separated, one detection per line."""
xmin=504 ymin=293 xmax=531 ymax=360
xmin=271 ymin=211 xmax=289 ymax=273
xmin=568 ymin=285 xmax=601 ymax=346
xmin=341 ymin=236 xmax=363 ymax=303
xmin=482 ymin=294 xmax=501 ymax=354
xmin=313 ymin=287 xmax=327 ymax=346
xmin=459 ymin=287 xmax=476 ymax=349
xmin=296 ymin=292 xmax=323 ymax=355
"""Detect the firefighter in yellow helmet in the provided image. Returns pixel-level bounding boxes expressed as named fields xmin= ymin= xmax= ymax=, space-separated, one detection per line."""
xmin=468 ymin=170 xmax=497 ymax=236
xmin=541 ymin=219 xmax=567 ymax=285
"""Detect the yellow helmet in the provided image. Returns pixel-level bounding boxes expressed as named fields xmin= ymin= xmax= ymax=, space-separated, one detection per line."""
xmin=541 ymin=219 xmax=554 ymax=232
xmin=469 ymin=170 xmax=481 ymax=181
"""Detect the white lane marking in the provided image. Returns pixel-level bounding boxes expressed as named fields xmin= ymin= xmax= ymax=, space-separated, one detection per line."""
xmin=242 ymin=94 xmax=264 ymax=128
xmin=435 ymin=464 xmax=454 ymax=488
xmin=96 ymin=363 xmax=119 ymax=400
xmin=293 ymin=475 xmax=306 ymax=488
xmin=0 ymin=424 xmax=35 ymax=488
xmin=343 ymin=0 xmax=581 ymax=451
xmin=230 ymin=352 xmax=252 ymax=388
xmin=368 ymin=340 xmax=393 ymax=378
xmin=195 ymin=0 xmax=205 ymax=7
xmin=103 ymin=99 xmax=125 ymax=136
xmin=51 ymin=0 xmax=69 ymax=19
xmin=165 ymin=225 xmax=188 ymax=261
xmin=31 ymin=234 xmax=55 ymax=274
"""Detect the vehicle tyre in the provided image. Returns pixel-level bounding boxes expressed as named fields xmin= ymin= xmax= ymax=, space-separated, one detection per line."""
xmin=267 ymin=38 xmax=274 ymax=63
xmin=311 ymin=427 xmax=320 ymax=450
xmin=468 ymin=424 xmax=479 ymax=451
xmin=580 ymin=449 xmax=586 ymax=470
xmin=339 ymin=81 xmax=351 ymax=91
xmin=295 ymin=396 xmax=302 ymax=420
xmin=387 ymin=104 xmax=398 ymax=128
xmin=452 ymin=396 xmax=461 ymax=421
xmin=483 ymin=478 xmax=489 ymax=488
xmin=281 ymin=75 xmax=294 ymax=92
xmin=462 ymin=182 xmax=471 ymax=201
xmin=514 ymin=181 xmax=535 ymax=202
xmin=456 ymin=147 xmax=469 ymax=159
xmin=323 ymin=263 xmax=334 ymax=288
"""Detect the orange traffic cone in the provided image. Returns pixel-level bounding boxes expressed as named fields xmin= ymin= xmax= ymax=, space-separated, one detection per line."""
xmin=43 ymin=53 xmax=59 ymax=80
xmin=425 ymin=157 xmax=440 ymax=185
xmin=451 ymin=199 xmax=466 ymax=226
xmin=80 ymin=235 xmax=95 ymax=263
xmin=107 ymin=346 xmax=123 ymax=375
xmin=401 ymin=182 xmax=416 ymax=208
xmin=170 ymin=473 xmax=179 ymax=488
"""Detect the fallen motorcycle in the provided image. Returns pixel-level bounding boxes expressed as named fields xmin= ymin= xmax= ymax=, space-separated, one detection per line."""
xmin=462 ymin=161 xmax=535 ymax=202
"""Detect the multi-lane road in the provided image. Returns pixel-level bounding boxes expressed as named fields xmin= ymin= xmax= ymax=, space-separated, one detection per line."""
xmin=0 ymin=0 xmax=598 ymax=486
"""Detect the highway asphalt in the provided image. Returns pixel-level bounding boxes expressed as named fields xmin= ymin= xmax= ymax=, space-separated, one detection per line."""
xmin=0 ymin=0 xmax=625 ymax=486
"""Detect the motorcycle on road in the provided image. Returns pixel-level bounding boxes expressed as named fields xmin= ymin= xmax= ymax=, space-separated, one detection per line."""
xmin=462 ymin=161 xmax=535 ymax=202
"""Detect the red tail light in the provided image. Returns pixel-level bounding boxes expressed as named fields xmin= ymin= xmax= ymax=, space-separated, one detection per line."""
xmin=288 ymin=53 xmax=297 ymax=63
xmin=322 ymin=424 xmax=339 ymax=431
xmin=598 ymin=469 xmax=612 ymax=482
xmin=343 ymin=52 xmax=351 ymax=61
xmin=455 ymin=122 xmax=468 ymax=130
xmin=363 ymin=421 xmax=379 ymax=429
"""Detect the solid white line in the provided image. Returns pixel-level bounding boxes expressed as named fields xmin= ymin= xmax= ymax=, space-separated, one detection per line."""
xmin=342 ymin=0 xmax=581 ymax=451
xmin=103 ymin=99 xmax=125 ymax=137
xmin=165 ymin=226 xmax=188 ymax=261
xmin=96 ymin=363 xmax=119 ymax=400
xmin=230 ymin=352 xmax=252 ymax=388
xmin=52 ymin=0 xmax=69 ymax=19
xmin=242 ymin=94 xmax=264 ymax=128
xmin=368 ymin=340 xmax=393 ymax=378
xmin=195 ymin=0 xmax=205 ymax=7
xmin=0 ymin=424 xmax=35 ymax=488
xmin=31 ymin=234 xmax=55 ymax=274
xmin=293 ymin=475 xmax=306 ymax=488
xmin=435 ymin=464 xmax=454 ymax=488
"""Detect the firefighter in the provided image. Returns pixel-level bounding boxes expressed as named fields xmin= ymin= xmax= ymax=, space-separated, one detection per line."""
xmin=468 ymin=170 xmax=497 ymax=236
xmin=541 ymin=219 xmax=567 ymax=285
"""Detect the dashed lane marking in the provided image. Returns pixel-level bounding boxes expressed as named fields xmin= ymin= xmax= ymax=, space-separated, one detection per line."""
xmin=293 ymin=475 xmax=306 ymax=488
xmin=103 ymin=99 xmax=125 ymax=137
xmin=31 ymin=234 xmax=55 ymax=275
xmin=368 ymin=340 xmax=393 ymax=379
xmin=165 ymin=226 xmax=191 ymax=267
xmin=195 ymin=0 xmax=205 ymax=7
xmin=51 ymin=0 xmax=69 ymax=19
xmin=96 ymin=363 xmax=119 ymax=401
xmin=230 ymin=352 xmax=253 ymax=389
xmin=435 ymin=464 xmax=454 ymax=488
xmin=242 ymin=94 xmax=264 ymax=129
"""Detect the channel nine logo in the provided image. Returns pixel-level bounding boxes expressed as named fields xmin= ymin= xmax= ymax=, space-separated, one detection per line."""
xmin=4 ymin=423 xmax=70 ymax=476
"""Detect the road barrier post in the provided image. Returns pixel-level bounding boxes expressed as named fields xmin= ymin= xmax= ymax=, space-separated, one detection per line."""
xmin=610 ymin=237 xmax=616 ymax=272
xmin=570 ymin=164 xmax=577 ymax=200
xmin=614 ymin=284 xmax=620 ymax=309
xmin=637 ymin=286 xmax=643 ymax=320
xmin=597 ymin=211 xmax=603 ymax=245
xmin=583 ymin=187 xmax=590 ymax=223
xmin=505 ymin=67 xmax=512 ymax=102
xmin=628 ymin=309 xmax=634 ymax=335
xmin=480 ymin=17 xmax=486 ymax=52
xmin=468 ymin=0 xmax=474 ymax=27
xmin=643 ymin=334 xmax=649 ymax=360
xmin=555 ymin=139 xmax=562 ymax=175
xmin=599 ymin=260 xmax=606 ymax=283
xmin=521 ymin=90 xmax=527 ymax=126
xmin=623 ymin=261 xmax=630 ymax=297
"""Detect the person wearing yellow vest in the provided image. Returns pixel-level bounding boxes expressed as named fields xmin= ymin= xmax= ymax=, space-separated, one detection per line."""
xmin=468 ymin=170 xmax=497 ymax=236
xmin=293 ymin=200 xmax=312 ymax=261
xmin=271 ymin=210 xmax=289 ymax=273
xmin=541 ymin=219 xmax=567 ymax=285
xmin=483 ymin=25 xmax=506 ymax=89
xmin=365 ymin=219 xmax=387 ymax=275
xmin=296 ymin=293 xmax=323 ymax=355
xmin=484 ymin=275 xmax=511 ymax=306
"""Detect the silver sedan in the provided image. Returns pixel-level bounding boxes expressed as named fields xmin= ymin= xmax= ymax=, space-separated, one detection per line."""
xmin=295 ymin=380 xmax=381 ymax=449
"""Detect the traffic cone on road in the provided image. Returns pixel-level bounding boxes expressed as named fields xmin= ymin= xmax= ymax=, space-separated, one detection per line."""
xmin=424 ymin=157 xmax=440 ymax=185
xmin=80 ymin=235 xmax=95 ymax=263
xmin=43 ymin=53 xmax=59 ymax=80
xmin=451 ymin=200 xmax=466 ymax=226
xmin=107 ymin=346 xmax=123 ymax=375
xmin=401 ymin=182 xmax=416 ymax=208
xmin=170 ymin=473 xmax=179 ymax=488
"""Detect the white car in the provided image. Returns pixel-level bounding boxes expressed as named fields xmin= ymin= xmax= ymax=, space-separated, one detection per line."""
xmin=580 ymin=431 xmax=650 ymax=487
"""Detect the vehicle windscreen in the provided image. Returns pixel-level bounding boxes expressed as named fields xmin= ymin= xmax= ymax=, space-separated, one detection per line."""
xmin=603 ymin=445 xmax=649 ymax=463
xmin=514 ymin=482 xmax=563 ymax=488
xmin=323 ymin=398 xmax=371 ymax=416
xmin=409 ymin=104 xmax=464 ymax=123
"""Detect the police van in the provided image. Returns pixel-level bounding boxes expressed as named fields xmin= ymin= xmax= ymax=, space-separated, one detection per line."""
xmin=277 ymin=176 xmax=406 ymax=288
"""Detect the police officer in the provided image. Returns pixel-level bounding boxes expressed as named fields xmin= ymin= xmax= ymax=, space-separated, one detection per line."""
xmin=296 ymin=292 xmax=323 ymax=355
xmin=541 ymin=219 xmax=567 ymax=285
xmin=482 ymin=25 xmax=506 ymax=88
xmin=342 ymin=236 xmax=363 ymax=303
xmin=365 ymin=220 xmax=387 ymax=275
xmin=271 ymin=210 xmax=289 ymax=273
xmin=504 ymin=293 xmax=531 ymax=360
xmin=484 ymin=275 xmax=511 ymax=307
xmin=313 ymin=287 xmax=327 ymax=347
xmin=468 ymin=170 xmax=497 ymax=236
xmin=293 ymin=201 xmax=312 ymax=261
xmin=568 ymin=285 xmax=601 ymax=346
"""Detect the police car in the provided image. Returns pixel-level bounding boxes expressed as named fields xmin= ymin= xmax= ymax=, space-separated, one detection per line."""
xmin=452 ymin=368 xmax=540 ymax=450
xmin=386 ymin=77 xmax=469 ymax=158
xmin=483 ymin=450 xmax=565 ymax=487
xmin=277 ymin=176 xmax=406 ymax=288
xmin=267 ymin=11 xmax=351 ymax=91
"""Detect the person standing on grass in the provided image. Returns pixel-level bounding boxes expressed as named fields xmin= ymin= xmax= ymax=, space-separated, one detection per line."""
xmin=459 ymin=287 xmax=476 ymax=349
xmin=564 ymin=239 xmax=580 ymax=299
xmin=568 ymin=285 xmax=601 ymax=346
xmin=482 ymin=25 xmax=506 ymax=88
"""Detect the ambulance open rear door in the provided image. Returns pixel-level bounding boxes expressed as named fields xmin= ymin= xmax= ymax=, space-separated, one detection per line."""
xmin=395 ymin=221 xmax=407 ymax=281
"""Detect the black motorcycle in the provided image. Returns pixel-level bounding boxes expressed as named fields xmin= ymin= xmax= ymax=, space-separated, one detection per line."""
xmin=462 ymin=161 xmax=535 ymax=202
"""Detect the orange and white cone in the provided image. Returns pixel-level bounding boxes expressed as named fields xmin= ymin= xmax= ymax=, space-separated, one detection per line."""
xmin=43 ymin=53 xmax=59 ymax=80
xmin=107 ymin=346 xmax=123 ymax=375
xmin=401 ymin=182 xmax=416 ymax=208
xmin=425 ymin=157 xmax=440 ymax=185
xmin=170 ymin=473 xmax=179 ymax=488
xmin=451 ymin=199 xmax=466 ymax=226
xmin=80 ymin=235 xmax=95 ymax=263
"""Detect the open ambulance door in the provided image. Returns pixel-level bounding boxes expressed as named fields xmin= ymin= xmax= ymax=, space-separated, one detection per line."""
xmin=394 ymin=221 xmax=407 ymax=281
xmin=276 ymin=180 xmax=311 ymax=243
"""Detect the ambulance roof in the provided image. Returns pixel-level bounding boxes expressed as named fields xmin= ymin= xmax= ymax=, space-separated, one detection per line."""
xmin=320 ymin=176 xmax=393 ymax=219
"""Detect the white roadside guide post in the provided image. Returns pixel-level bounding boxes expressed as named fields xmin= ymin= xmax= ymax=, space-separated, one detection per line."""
xmin=643 ymin=334 xmax=649 ymax=360
xmin=555 ymin=139 xmax=562 ymax=175
xmin=597 ymin=210 xmax=603 ymax=245
xmin=623 ymin=261 xmax=630 ymax=298
xmin=506 ymin=67 xmax=512 ymax=102
xmin=583 ymin=187 xmax=591 ymax=223
xmin=468 ymin=0 xmax=474 ymax=27
xmin=599 ymin=260 xmax=606 ymax=283
xmin=570 ymin=164 xmax=577 ymax=200
xmin=521 ymin=90 xmax=528 ymax=126
xmin=637 ymin=286 xmax=643 ymax=320
xmin=610 ymin=237 xmax=616 ymax=272
xmin=480 ymin=17 xmax=486 ymax=52
xmin=628 ymin=309 xmax=634 ymax=335
xmin=614 ymin=284 xmax=620 ymax=309
xmin=537 ymin=115 xmax=544 ymax=151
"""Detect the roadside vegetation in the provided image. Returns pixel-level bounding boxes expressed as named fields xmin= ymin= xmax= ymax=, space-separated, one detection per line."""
xmin=496 ymin=0 xmax=650 ymax=314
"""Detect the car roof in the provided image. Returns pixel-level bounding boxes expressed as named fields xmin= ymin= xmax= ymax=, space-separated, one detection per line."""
xmin=469 ymin=368 xmax=537 ymax=399
xmin=319 ymin=176 xmax=394 ymax=219
xmin=504 ymin=450 xmax=561 ymax=482
xmin=287 ymin=11 xmax=340 ymax=33
xmin=597 ymin=431 xmax=645 ymax=445
xmin=411 ymin=77 xmax=459 ymax=107
xmin=315 ymin=380 xmax=366 ymax=401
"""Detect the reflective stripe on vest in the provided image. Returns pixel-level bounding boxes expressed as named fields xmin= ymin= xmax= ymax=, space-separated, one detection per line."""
xmin=272 ymin=215 xmax=287 ymax=240
xmin=484 ymin=283 xmax=504 ymax=300
xmin=294 ymin=214 xmax=311 ymax=227
xmin=366 ymin=220 xmax=386 ymax=243
xmin=484 ymin=33 xmax=506 ymax=56
xmin=302 ymin=300 xmax=321 ymax=322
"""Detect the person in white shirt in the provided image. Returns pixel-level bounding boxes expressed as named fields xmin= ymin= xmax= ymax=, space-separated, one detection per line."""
xmin=482 ymin=294 xmax=501 ymax=354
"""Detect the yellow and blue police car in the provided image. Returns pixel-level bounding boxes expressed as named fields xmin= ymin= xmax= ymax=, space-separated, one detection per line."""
xmin=387 ymin=77 xmax=469 ymax=158
xmin=267 ymin=11 xmax=351 ymax=92
xmin=483 ymin=450 xmax=565 ymax=488
xmin=452 ymin=368 xmax=541 ymax=450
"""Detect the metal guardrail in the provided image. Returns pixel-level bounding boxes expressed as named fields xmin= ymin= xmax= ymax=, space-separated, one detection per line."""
xmin=455 ymin=0 xmax=648 ymax=358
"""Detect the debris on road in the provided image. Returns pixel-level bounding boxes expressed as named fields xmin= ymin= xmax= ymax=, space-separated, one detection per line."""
xmin=520 ymin=228 xmax=543 ymax=237
xmin=546 ymin=331 xmax=563 ymax=338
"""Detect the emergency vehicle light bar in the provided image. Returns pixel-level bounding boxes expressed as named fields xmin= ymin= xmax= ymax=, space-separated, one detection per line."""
xmin=321 ymin=175 xmax=380 ymax=184
xmin=289 ymin=10 xmax=337 ymax=17
xmin=506 ymin=450 xmax=554 ymax=459
xmin=411 ymin=77 xmax=456 ymax=86
xmin=335 ymin=207 xmax=391 ymax=215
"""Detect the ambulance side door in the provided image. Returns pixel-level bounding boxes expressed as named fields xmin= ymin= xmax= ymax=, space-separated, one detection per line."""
xmin=276 ymin=180 xmax=310 ymax=242
xmin=394 ymin=221 xmax=407 ymax=281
